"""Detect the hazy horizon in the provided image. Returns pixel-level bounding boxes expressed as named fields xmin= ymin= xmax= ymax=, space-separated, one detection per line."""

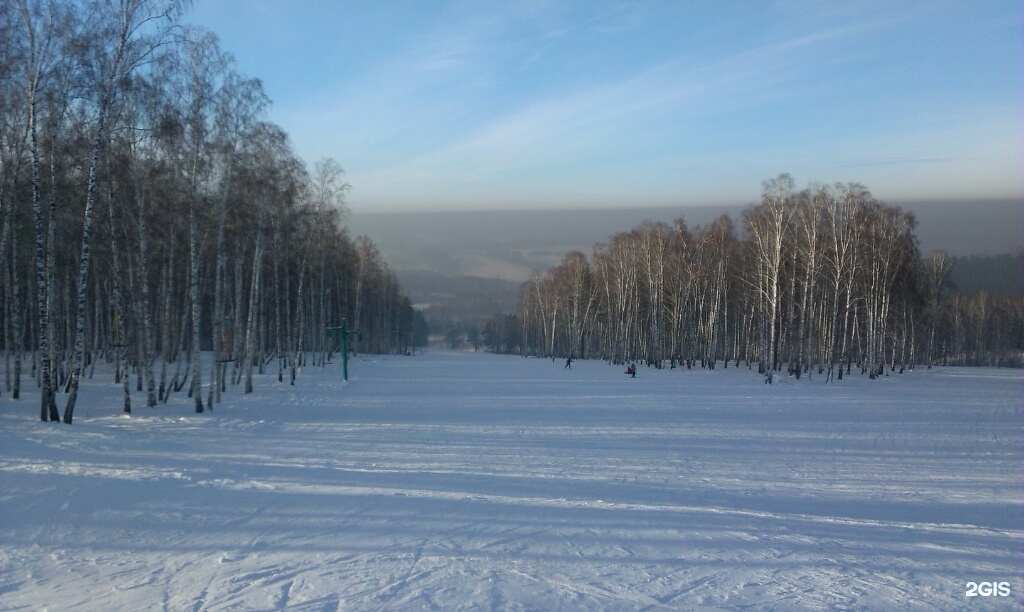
xmin=349 ymin=198 xmax=1024 ymax=282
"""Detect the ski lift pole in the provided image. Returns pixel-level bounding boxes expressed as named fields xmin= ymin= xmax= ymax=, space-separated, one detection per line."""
xmin=327 ymin=318 xmax=361 ymax=381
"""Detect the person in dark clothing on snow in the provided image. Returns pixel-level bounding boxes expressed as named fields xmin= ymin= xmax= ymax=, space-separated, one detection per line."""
xmin=565 ymin=356 xmax=573 ymax=369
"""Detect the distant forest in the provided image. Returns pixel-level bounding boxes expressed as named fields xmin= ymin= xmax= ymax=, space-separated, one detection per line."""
xmin=479 ymin=176 xmax=1023 ymax=375
xmin=398 ymin=270 xmax=520 ymax=334
xmin=949 ymin=253 xmax=1024 ymax=296
xmin=1 ymin=1 xmax=422 ymax=422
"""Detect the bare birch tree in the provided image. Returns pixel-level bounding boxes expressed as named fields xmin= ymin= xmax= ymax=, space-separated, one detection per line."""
xmin=63 ymin=0 xmax=181 ymax=423
xmin=745 ymin=173 xmax=795 ymax=382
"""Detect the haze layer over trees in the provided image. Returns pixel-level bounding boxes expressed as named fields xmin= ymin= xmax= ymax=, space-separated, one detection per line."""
xmin=1 ymin=0 xmax=420 ymax=421
xmin=500 ymin=175 xmax=1023 ymax=377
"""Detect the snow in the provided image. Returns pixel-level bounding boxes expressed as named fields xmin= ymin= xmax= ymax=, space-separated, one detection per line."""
xmin=1 ymin=352 xmax=1021 ymax=610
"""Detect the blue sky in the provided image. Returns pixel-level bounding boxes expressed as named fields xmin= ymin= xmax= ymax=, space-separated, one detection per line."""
xmin=185 ymin=1 xmax=1023 ymax=213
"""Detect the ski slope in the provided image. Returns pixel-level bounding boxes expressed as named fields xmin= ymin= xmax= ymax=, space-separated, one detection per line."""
xmin=1 ymin=352 xmax=1021 ymax=610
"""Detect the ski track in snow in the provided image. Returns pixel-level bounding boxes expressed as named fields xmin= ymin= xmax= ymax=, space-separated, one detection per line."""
xmin=1 ymin=352 xmax=1022 ymax=610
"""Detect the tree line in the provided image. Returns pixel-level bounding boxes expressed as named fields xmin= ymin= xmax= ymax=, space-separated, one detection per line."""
xmin=486 ymin=174 xmax=1023 ymax=378
xmin=1 ymin=0 xmax=421 ymax=422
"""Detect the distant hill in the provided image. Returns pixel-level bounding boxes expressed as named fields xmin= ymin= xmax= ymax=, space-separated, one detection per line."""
xmin=395 ymin=270 xmax=521 ymax=332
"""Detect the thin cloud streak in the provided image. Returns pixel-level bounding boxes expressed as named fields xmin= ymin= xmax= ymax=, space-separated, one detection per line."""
xmin=188 ymin=2 xmax=1024 ymax=211
xmin=347 ymin=25 xmax=881 ymax=208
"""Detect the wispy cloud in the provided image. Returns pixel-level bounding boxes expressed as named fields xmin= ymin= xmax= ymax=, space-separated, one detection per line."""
xmin=221 ymin=1 xmax=1023 ymax=210
xmin=350 ymin=22 xmax=868 ymax=207
xmin=839 ymin=157 xmax=956 ymax=169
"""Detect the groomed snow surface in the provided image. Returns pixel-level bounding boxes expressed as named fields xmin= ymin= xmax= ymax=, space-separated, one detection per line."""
xmin=1 ymin=351 xmax=1021 ymax=611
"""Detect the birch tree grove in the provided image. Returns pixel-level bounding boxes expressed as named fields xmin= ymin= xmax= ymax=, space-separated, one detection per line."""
xmin=507 ymin=174 xmax=1024 ymax=376
xmin=1 ymin=3 xmax=418 ymax=421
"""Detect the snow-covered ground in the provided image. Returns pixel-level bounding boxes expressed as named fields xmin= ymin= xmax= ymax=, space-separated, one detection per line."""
xmin=1 ymin=352 xmax=1021 ymax=610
